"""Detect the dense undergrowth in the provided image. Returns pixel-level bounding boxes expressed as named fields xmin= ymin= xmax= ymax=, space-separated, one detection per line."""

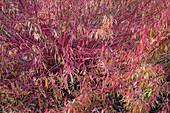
xmin=0 ymin=0 xmax=169 ymax=112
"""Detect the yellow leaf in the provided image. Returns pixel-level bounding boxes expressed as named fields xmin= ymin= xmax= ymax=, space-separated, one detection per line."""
xmin=45 ymin=78 xmax=48 ymax=88
xmin=139 ymin=104 xmax=143 ymax=112
xmin=57 ymin=76 xmax=62 ymax=82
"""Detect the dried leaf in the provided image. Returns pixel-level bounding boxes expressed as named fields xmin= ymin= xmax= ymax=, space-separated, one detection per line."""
xmin=33 ymin=32 xmax=40 ymax=40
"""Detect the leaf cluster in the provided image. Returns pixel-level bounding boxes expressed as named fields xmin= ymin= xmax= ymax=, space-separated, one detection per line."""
xmin=0 ymin=0 xmax=169 ymax=112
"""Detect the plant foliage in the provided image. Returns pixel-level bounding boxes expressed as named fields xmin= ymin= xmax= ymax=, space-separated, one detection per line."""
xmin=0 ymin=0 xmax=169 ymax=112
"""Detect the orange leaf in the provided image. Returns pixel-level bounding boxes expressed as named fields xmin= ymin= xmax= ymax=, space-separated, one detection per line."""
xmin=50 ymin=77 xmax=55 ymax=87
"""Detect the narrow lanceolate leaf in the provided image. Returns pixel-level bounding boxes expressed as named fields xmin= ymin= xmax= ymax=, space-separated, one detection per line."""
xmin=140 ymin=35 xmax=145 ymax=53
xmin=64 ymin=75 xmax=68 ymax=89
xmin=133 ymin=101 xmax=138 ymax=113
xmin=85 ymin=96 xmax=89 ymax=107
xmin=50 ymin=77 xmax=55 ymax=87
xmin=45 ymin=78 xmax=48 ymax=88
xmin=33 ymin=32 xmax=40 ymax=40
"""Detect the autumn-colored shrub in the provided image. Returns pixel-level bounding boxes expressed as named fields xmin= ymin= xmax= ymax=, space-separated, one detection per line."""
xmin=0 ymin=0 xmax=169 ymax=112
